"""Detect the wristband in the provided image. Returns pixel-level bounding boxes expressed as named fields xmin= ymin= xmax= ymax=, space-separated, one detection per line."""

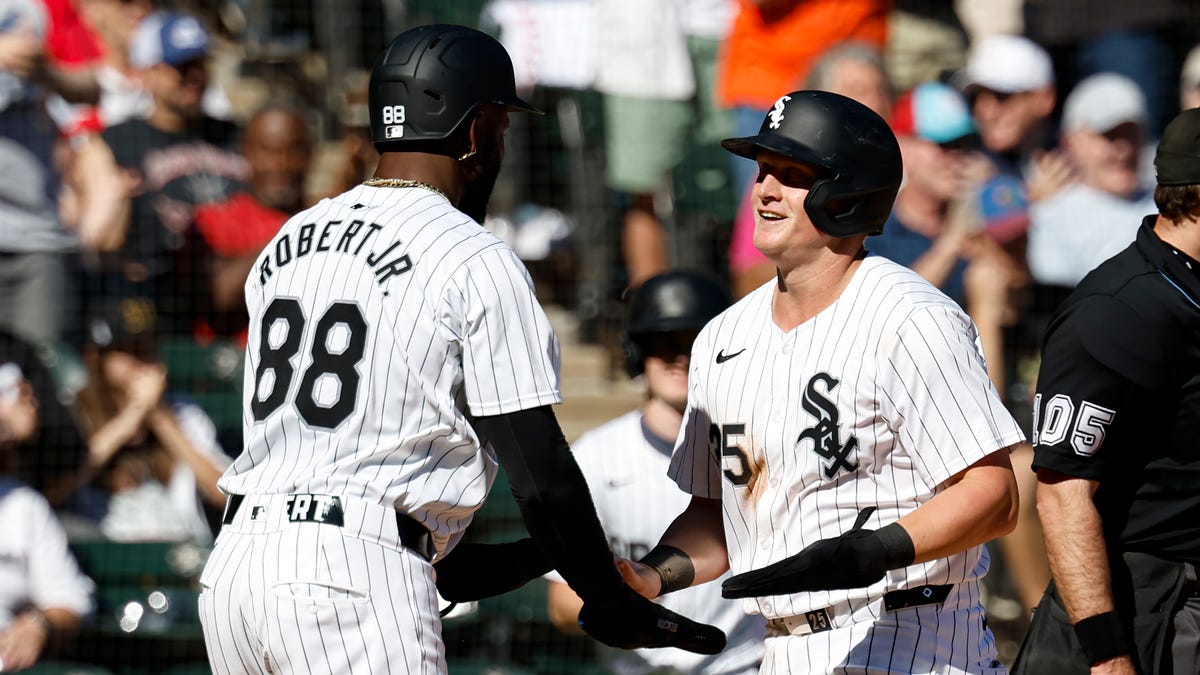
xmin=639 ymin=545 xmax=695 ymax=596
xmin=1073 ymin=611 xmax=1131 ymax=665
xmin=875 ymin=522 xmax=916 ymax=570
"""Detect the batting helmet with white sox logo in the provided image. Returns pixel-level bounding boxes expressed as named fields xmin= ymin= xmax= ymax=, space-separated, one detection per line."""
xmin=722 ymin=90 xmax=902 ymax=237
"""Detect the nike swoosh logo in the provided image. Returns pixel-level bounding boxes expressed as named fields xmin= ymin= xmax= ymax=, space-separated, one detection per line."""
xmin=716 ymin=349 xmax=745 ymax=364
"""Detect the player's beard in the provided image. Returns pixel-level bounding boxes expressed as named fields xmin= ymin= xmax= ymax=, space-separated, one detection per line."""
xmin=459 ymin=145 xmax=503 ymax=224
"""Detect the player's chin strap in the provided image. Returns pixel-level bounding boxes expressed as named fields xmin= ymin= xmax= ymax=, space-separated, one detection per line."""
xmin=439 ymin=602 xmax=457 ymax=618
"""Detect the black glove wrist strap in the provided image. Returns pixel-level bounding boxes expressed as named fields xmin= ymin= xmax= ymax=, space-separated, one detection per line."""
xmin=875 ymin=522 xmax=915 ymax=570
xmin=1073 ymin=611 xmax=1131 ymax=665
xmin=639 ymin=544 xmax=695 ymax=596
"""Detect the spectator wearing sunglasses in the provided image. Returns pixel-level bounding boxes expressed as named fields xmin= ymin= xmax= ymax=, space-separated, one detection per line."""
xmin=72 ymin=10 xmax=247 ymax=333
xmin=960 ymin=35 xmax=1057 ymax=183
xmin=870 ymin=81 xmax=1023 ymax=313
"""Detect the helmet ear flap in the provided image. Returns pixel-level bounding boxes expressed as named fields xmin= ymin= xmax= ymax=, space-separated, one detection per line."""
xmin=623 ymin=336 xmax=644 ymax=378
xmin=804 ymin=176 xmax=837 ymax=236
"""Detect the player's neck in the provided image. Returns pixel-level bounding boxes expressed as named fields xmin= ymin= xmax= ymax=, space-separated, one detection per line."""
xmin=641 ymin=396 xmax=684 ymax=443
xmin=148 ymin=103 xmax=190 ymax=134
xmin=1155 ymin=213 xmax=1200 ymax=261
xmin=373 ymin=153 xmax=462 ymax=205
xmin=772 ymin=247 xmax=865 ymax=331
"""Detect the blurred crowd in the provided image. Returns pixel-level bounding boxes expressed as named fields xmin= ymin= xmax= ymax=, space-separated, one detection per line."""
xmin=1 ymin=0 xmax=1199 ymax=669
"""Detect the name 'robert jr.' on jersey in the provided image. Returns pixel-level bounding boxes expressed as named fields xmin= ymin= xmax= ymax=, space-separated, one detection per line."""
xmin=219 ymin=184 xmax=563 ymax=557
xmin=669 ymin=256 xmax=1025 ymax=620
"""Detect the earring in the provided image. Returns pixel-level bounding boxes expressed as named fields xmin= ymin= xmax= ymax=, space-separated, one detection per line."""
xmin=458 ymin=148 xmax=477 ymax=161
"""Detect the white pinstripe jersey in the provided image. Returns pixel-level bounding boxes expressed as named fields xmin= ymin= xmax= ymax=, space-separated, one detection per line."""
xmin=218 ymin=184 xmax=562 ymax=557
xmin=546 ymin=411 xmax=765 ymax=675
xmin=669 ymin=255 xmax=1025 ymax=621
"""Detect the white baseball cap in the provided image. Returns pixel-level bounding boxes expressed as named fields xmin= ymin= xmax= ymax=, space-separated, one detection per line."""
xmin=1061 ymin=73 xmax=1147 ymax=133
xmin=1182 ymin=44 xmax=1200 ymax=91
xmin=963 ymin=35 xmax=1054 ymax=94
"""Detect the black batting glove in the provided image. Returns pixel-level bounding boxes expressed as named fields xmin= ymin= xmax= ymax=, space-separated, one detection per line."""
xmin=722 ymin=529 xmax=887 ymax=598
xmin=578 ymin=585 xmax=727 ymax=655
xmin=433 ymin=538 xmax=551 ymax=602
xmin=722 ymin=510 xmax=915 ymax=598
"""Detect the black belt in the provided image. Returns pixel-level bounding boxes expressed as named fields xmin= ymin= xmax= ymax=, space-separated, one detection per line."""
xmin=221 ymin=494 xmax=435 ymax=562
xmin=883 ymin=584 xmax=954 ymax=612
xmin=768 ymin=584 xmax=955 ymax=637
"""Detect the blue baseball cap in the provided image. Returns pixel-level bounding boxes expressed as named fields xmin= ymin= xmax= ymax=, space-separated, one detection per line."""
xmin=978 ymin=174 xmax=1029 ymax=243
xmin=129 ymin=12 xmax=210 ymax=69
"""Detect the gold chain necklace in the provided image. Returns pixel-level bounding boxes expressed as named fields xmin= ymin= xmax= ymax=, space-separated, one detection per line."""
xmin=362 ymin=177 xmax=449 ymax=201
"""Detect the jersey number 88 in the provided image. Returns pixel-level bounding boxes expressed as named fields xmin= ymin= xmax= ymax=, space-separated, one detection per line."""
xmin=251 ymin=297 xmax=368 ymax=430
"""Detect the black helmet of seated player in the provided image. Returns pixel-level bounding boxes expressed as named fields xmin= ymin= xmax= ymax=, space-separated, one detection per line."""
xmin=722 ymin=90 xmax=903 ymax=237
xmin=624 ymin=271 xmax=732 ymax=378
xmin=368 ymin=24 xmax=540 ymax=156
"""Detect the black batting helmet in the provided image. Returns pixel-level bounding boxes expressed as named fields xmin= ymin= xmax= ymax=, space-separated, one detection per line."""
xmin=722 ymin=90 xmax=902 ymax=237
xmin=368 ymin=24 xmax=539 ymax=155
xmin=623 ymin=271 xmax=732 ymax=378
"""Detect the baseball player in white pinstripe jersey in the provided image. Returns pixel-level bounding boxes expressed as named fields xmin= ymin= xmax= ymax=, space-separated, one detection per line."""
xmin=546 ymin=271 xmax=766 ymax=675
xmin=198 ymin=24 xmax=724 ymax=675
xmin=620 ymin=91 xmax=1026 ymax=674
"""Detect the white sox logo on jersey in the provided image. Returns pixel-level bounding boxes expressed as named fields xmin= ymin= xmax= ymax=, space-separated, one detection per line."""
xmin=797 ymin=372 xmax=859 ymax=478
xmin=768 ymin=95 xmax=791 ymax=130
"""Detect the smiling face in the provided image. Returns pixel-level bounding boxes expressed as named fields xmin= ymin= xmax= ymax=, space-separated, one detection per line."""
xmin=970 ymin=87 xmax=1055 ymax=154
xmin=1063 ymin=121 xmax=1142 ymax=198
xmin=751 ymin=151 xmax=829 ymax=262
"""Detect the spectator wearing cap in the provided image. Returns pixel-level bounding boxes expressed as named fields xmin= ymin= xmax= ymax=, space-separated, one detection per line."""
xmin=71 ymin=296 xmax=230 ymax=543
xmin=871 ymin=82 xmax=1020 ymax=307
xmin=1027 ymin=73 xmax=1157 ymax=289
xmin=72 ymin=10 xmax=247 ymax=333
xmin=960 ymin=35 xmax=1057 ymax=181
xmin=876 ymin=80 xmax=1046 ymax=624
xmin=1179 ymin=44 xmax=1200 ymax=113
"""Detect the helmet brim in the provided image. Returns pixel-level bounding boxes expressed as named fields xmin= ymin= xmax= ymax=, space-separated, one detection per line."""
xmin=500 ymin=95 xmax=543 ymax=115
xmin=720 ymin=134 xmax=833 ymax=172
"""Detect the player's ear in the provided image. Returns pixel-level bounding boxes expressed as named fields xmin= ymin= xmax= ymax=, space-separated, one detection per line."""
xmin=459 ymin=110 xmax=484 ymax=162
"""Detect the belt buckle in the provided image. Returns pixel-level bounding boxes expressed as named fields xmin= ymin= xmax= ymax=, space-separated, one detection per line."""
xmin=284 ymin=494 xmax=344 ymax=525
xmin=773 ymin=608 xmax=832 ymax=636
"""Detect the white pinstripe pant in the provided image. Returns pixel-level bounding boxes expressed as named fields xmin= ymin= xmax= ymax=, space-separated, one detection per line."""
xmin=199 ymin=496 xmax=446 ymax=674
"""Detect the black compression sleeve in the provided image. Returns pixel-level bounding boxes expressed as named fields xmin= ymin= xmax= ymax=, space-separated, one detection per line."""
xmin=474 ymin=406 xmax=623 ymax=603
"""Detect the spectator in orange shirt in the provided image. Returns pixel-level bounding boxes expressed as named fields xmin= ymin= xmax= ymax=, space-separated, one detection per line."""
xmin=718 ymin=0 xmax=890 ymax=193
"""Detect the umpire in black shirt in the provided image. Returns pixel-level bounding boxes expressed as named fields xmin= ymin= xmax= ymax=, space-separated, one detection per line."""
xmin=1013 ymin=109 xmax=1200 ymax=674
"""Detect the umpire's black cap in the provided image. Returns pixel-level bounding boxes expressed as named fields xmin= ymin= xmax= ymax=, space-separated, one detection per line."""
xmin=1156 ymin=108 xmax=1200 ymax=186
